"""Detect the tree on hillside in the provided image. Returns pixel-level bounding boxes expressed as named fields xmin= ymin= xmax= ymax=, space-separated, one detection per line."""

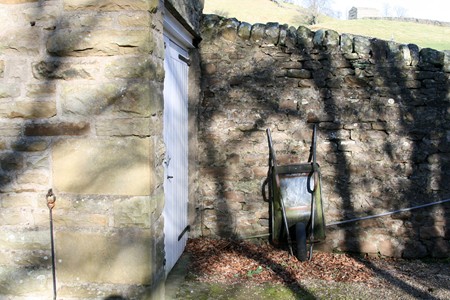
xmin=394 ymin=6 xmax=407 ymax=18
xmin=302 ymin=0 xmax=332 ymax=24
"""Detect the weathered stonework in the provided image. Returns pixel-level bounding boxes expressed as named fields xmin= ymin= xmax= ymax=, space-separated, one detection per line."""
xmin=0 ymin=0 xmax=204 ymax=298
xmin=197 ymin=15 xmax=450 ymax=259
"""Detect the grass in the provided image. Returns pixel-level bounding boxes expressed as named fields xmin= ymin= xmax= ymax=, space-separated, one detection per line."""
xmin=310 ymin=19 xmax=450 ymax=50
xmin=203 ymin=0 xmax=311 ymax=27
xmin=203 ymin=0 xmax=450 ymax=50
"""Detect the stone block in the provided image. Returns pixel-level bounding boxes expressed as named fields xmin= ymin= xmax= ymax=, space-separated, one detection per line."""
xmin=420 ymin=225 xmax=445 ymax=239
xmin=0 ymin=0 xmax=38 ymax=3
xmin=26 ymin=84 xmax=56 ymax=98
xmin=24 ymin=122 xmax=90 ymax=136
xmin=32 ymin=60 xmax=98 ymax=80
xmin=12 ymin=139 xmax=49 ymax=152
xmin=0 ymin=193 xmax=37 ymax=208
xmin=353 ymin=36 xmax=371 ymax=55
xmin=63 ymin=0 xmax=153 ymax=11
xmin=0 ymin=28 xmax=40 ymax=55
xmin=237 ymin=22 xmax=251 ymax=40
xmin=0 ymin=83 xmax=20 ymax=98
xmin=96 ymin=118 xmax=151 ymax=137
xmin=0 ymin=102 xmax=56 ymax=119
xmin=0 ymin=209 xmax=34 ymax=226
xmin=0 ymin=230 xmax=50 ymax=250
xmin=420 ymin=48 xmax=445 ymax=66
xmin=113 ymin=197 xmax=154 ymax=228
xmin=250 ymin=23 xmax=265 ymax=43
xmin=105 ymin=57 xmax=164 ymax=81
xmin=0 ymin=267 xmax=51 ymax=297
xmin=0 ymin=122 xmax=21 ymax=136
xmin=264 ymin=22 xmax=280 ymax=45
xmin=54 ymin=213 xmax=109 ymax=227
xmin=118 ymin=13 xmax=151 ymax=27
xmin=52 ymin=138 xmax=152 ymax=196
xmin=58 ymin=14 xmax=113 ymax=29
xmin=61 ymin=81 xmax=161 ymax=117
xmin=55 ymin=230 xmax=152 ymax=284
xmin=47 ymin=29 xmax=154 ymax=57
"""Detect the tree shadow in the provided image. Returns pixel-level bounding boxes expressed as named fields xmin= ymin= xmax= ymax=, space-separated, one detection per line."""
xmin=197 ymin=13 xmax=449 ymax=299
xmin=0 ymin=0 xmax=168 ymax=298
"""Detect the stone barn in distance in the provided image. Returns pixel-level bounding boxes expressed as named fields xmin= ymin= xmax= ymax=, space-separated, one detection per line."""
xmin=0 ymin=0 xmax=449 ymax=299
xmin=348 ymin=6 xmax=381 ymax=20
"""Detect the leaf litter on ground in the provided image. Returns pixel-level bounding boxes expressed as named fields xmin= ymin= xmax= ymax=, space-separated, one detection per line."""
xmin=186 ymin=237 xmax=381 ymax=285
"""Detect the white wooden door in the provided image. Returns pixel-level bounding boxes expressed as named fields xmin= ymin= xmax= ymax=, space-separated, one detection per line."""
xmin=163 ymin=35 xmax=189 ymax=275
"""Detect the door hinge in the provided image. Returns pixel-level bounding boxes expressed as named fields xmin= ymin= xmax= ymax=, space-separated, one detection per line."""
xmin=177 ymin=225 xmax=191 ymax=241
xmin=178 ymin=54 xmax=190 ymax=66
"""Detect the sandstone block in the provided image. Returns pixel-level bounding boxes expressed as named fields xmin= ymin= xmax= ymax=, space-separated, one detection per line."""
xmin=0 ymin=230 xmax=49 ymax=250
xmin=286 ymin=69 xmax=311 ymax=79
xmin=32 ymin=60 xmax=98 ymax=80
xmin=0 ymin=102 xmax=56 ymax=119
xmin=0 ymin=122 xmax=21 ymax=136
xmin=264 ymin=22 xmax=280 ymax=45
xmin=0 ymin=152 xmax=24 ymax=171
xmin=47 ymin=29 xmax=154 ymax=57
xmin=0 ymin=83 xmax=20 ymax=98
xmin=24 ymin=122 xmax=89 ymax=136
xmin=113 ymin=197 xmax=153 ymax=228
xmin=1 ymin=193 xmax=37 ymax=208
xmin=52 ymin=138 xmax=152 ymax=195
xmin=61 ymin=81 xmax=161 ymax=117
xmin=95 ymin=118 xmax=150 ymax=137
xmin=0 ymin=29 xmax=40 ymax=55
xmin=250 ymin=23 xmax=265 ymax=43
xmin=118 ymin=13 xmax=151 ymax=27
xmin=0 ymin=267 xmax=51 ymax=298
xmin=420 ymin=225 xmax=445 ymax=239
xmin=237 ymin=22 xmax=251 ymax=40
xmin=420 ymin=48 xmax=444 ymax=66
xmin=63 ymin=0 xmax=154 ymax=11
xmin=55 ymin=230 xmax=153 ymax=284
xmin=54 ymin=213 xmax=109 ymax=227
xmin=58 ymin=14 xmax=113 ymax=29
xmin=353 ymin=36 xmax=371 ymax=55
xmin=11 ymin=139 xmax=49 ymax=152
xmin=105 ymin=57 xmax=163 ymax=81
xmin=26 ymin=84 xmax=56 ymax=98
xmin=0 ymin=0 xmax=38 ymax=3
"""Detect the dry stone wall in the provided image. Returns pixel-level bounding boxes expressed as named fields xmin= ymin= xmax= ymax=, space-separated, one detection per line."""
xmin=197 ymin=15 xmax=450 ymax=259
xmin=0 ymin=0 xmax=202 ymax=299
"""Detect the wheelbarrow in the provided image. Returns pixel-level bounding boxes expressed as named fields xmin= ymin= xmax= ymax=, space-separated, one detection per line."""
xmin=263 ymin=125 xmax=326 ymax=261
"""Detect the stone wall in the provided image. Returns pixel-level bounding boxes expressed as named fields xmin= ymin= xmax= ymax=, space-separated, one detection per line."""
xmin=197 ymin=15 xmax=450 ymax=258
xmin=0 ymin=0 xmax=202 ymax=299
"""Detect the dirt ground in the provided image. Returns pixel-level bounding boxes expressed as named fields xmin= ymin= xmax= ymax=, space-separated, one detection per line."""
xmin=168 ymin=238 xmax=450 ymax=300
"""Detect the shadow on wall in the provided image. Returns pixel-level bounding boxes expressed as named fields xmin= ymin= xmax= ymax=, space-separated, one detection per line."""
xmin=197 ymin=14 xmax=449 ymax=258
xmin=196 ymin=13 xmax=449 ymax=299
xmin=0 ymin=1 xmax=165 ymax=298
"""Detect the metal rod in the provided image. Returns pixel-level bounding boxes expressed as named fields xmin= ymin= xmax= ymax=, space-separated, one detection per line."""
xmin=49 ymin=208 xmax=57 ymax=300
xmin=327 ymin=198 xmax=450 ymax=227
xmin=46 ymin=189 xmax=57 ymax=300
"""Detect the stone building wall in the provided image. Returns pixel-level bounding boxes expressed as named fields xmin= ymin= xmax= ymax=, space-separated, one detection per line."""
xmin=197 ymin=15 xmax=450 ymax=258
xmin=348 ymin=7 xmax=381 ymax=20
xmin=0 ymin=0 xmax=202 ymax=299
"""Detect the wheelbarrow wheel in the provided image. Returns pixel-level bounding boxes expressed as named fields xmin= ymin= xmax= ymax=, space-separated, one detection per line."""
xmin=295 ymin=222 xmax=307 ymax=262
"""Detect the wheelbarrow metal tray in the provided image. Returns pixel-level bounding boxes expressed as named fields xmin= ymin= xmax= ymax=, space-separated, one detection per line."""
xmin=272 ymin=163 xmax=326 ymax=243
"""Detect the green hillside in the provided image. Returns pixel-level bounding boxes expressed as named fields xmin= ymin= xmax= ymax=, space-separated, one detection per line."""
xmin=203 ymin=0 xmax=450 ymax=50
